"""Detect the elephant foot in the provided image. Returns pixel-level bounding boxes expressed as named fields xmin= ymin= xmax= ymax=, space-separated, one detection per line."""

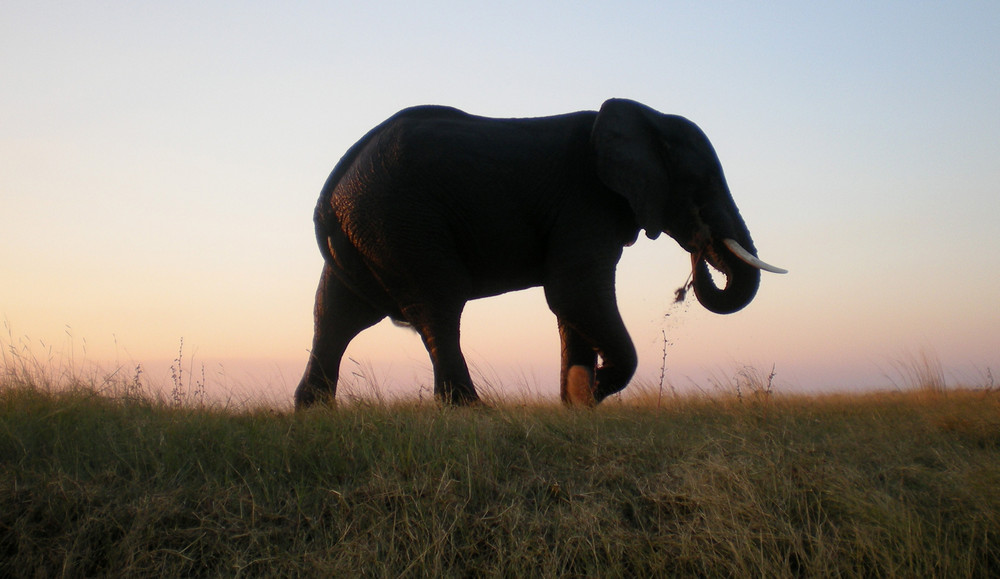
xmin=565 ymin=365 xmax=597 ymax=407
xmin=435 ymin=380 xmax=481 ymax=406
xmin=294 ymin=386 xmax=336 ymax=410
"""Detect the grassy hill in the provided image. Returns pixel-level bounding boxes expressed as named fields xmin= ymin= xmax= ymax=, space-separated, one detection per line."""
xmin=1 ymin=366 xmax=998 ymax=577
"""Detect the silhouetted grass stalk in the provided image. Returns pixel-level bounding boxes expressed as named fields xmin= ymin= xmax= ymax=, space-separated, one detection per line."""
xmin=887 ymin=349 xmax=949 ymax=393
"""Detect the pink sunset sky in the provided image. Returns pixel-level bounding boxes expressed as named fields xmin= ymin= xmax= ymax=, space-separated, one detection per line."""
xmin=3 ymin=2 xmax=999 ymax=403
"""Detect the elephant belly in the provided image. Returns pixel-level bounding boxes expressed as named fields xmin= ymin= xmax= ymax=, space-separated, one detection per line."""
xmin=468 ymin=271 xmax=543 ymax=300
xmin=458 ymin=233 xmax=547 ymax=299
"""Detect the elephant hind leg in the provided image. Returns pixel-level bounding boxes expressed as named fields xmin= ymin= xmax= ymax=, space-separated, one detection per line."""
xmin=403 ymin=302 xmax=480 ymax=405
xmin=295 ymin=264 xmax=386 ymax=408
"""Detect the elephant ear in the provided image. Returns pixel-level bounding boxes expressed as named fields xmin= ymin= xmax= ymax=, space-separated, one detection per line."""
xmin=592 ymin=98 xmax=669 ymax=239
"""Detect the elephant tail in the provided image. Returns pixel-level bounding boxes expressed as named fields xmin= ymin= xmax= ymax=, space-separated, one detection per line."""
xmin=313 ymin=204 xmax=336 ymax=263
xmin=315 ymin=209 xmax=404 ymax=322
xmin=312 ymin=172 xmax=406 ymax=322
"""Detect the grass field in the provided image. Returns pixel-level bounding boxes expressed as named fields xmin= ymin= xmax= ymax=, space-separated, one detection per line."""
xmin=2 ymin=356 xmax=998 ymax=577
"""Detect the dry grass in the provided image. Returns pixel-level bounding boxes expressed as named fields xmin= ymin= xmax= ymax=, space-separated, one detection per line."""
xmin=3 ymin=345 xmax=1000 ymax=577
xmin=886 ymin=349 xmax=950 ymax=393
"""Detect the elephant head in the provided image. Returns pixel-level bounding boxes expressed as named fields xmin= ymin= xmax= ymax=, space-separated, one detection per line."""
xmin=592 ymin=98 xmax=785 ymax=314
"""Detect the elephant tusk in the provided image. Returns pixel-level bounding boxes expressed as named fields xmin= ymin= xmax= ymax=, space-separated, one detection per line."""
xmin=723 ymin=239 xmax=788 ymax=274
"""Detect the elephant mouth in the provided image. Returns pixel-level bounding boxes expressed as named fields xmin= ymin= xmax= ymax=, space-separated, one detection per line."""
xmin=686 ymin=238 xmax=785 ymax=314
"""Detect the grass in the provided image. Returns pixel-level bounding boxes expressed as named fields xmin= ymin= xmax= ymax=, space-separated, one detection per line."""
xmin=2 ymin=354 xmax=999 ymax=577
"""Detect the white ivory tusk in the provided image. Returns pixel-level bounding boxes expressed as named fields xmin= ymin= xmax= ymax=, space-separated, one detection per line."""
xmin=723 ymin=239 xmax=788 ymax=274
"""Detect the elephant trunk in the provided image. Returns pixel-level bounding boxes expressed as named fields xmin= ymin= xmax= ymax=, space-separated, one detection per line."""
xmin=689 ymin=201 xmax=764 ymax=314
xmin=691 ymin=241 xmax=761 ymax=314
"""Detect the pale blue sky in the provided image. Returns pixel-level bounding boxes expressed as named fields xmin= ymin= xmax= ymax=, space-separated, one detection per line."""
xmin=3 ymin=1 xmax=999 ymax=397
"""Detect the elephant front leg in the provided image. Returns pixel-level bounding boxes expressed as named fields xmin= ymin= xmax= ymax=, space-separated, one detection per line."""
xmin=549 ymin=295 xmax=638 ymax=404
xmin=559 ymin=321 xmax=598 ymax=406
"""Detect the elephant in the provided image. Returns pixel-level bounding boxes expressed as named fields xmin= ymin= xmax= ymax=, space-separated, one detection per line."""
xmin=295 ymin=98 xmax=785 ymax=407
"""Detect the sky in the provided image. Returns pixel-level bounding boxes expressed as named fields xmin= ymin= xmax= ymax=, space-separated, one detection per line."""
xmin=3 ymin=1 xmax=999 ymax=402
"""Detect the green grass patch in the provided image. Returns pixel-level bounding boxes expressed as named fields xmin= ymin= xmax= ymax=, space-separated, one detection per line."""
xmin=2 ymin=368 xmax=999 ymax=577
